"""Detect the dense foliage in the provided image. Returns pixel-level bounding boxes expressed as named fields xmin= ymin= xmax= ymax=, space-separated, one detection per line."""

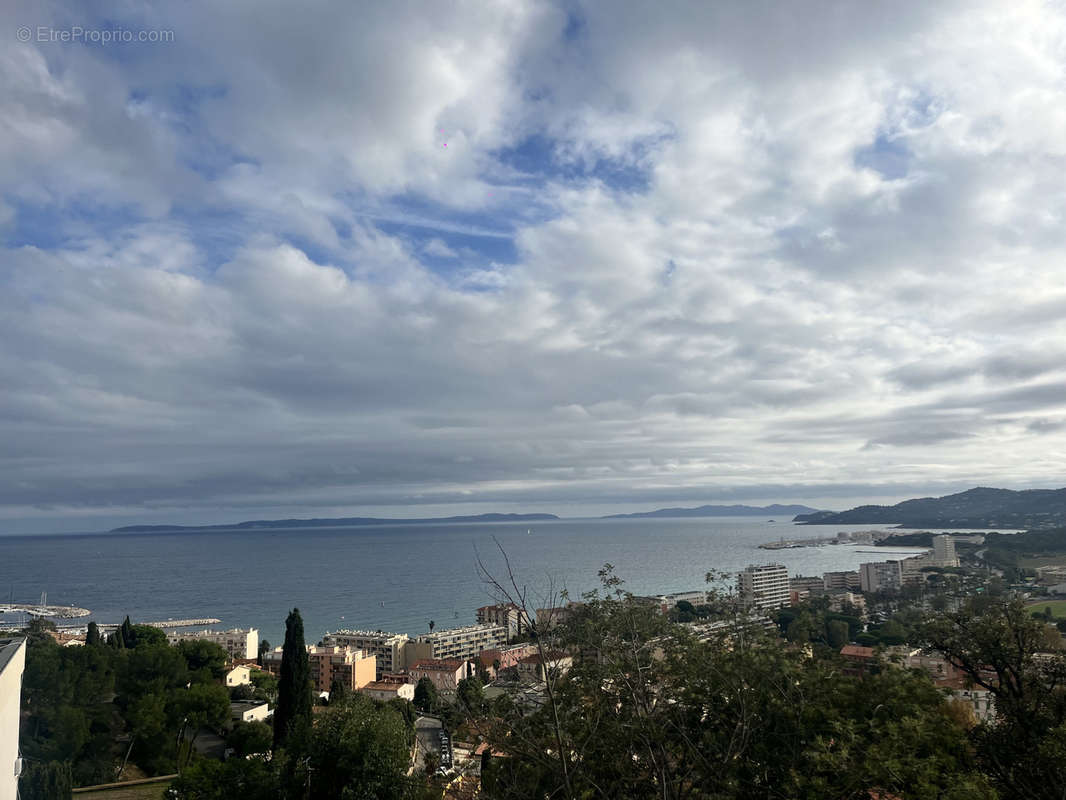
xmin=19 ymin=620 xmax=231 ymax=783
xmin=476 ymin=569 xmax=998 ymax=800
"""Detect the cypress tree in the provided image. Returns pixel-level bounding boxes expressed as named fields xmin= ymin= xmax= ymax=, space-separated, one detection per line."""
xmin=273 ymin=607 xmax=311 ymax=748
xmin=120 ymin=615 xmax=135 ymax=648
xmin=86 ymin=621 xmax=101 ymax=646
xmin=329 ymin=676 xmax=348 ymax=706
xmin=110 ymin=626 xmax=125 ymax=649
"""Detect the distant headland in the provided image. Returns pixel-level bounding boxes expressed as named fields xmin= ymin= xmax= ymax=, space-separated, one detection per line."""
xmin=793 ymin=486 xmax=1066 ymax=529
xmin=111 ymin=512 xmax=559 ymax=533
xmin=603 ymin=503 xmax=823 ymax=519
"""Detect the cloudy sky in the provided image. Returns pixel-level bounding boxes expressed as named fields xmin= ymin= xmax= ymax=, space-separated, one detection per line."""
xmin=3 ymin=1 xmax=1066 ymax=533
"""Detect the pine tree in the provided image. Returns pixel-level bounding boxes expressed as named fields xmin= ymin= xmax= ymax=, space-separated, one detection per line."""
xmin=86 ymin=621 xmax=101 ymax=646
xmin=273 ymin=608 xmax=311 ymax=748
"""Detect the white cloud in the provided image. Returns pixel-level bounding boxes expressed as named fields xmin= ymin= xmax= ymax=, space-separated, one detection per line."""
xmin=3 ymin=0 xmax=1066 ymax=526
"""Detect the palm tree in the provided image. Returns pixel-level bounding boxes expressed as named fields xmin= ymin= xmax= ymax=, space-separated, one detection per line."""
xmin=429 ymin=620 xmax=435 ymax=633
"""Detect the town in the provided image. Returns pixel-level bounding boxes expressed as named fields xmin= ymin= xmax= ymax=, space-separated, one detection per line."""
xmin=6 ymin=528 xmax=1066 ymax=798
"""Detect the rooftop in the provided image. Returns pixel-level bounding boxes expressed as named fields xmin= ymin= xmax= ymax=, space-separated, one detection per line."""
xmin=840 ymin=645 xmax=876 ymax=659
xmin=411 ymin=658 xmax=465 ymax=671
xmin=328 ymin=629 xmax=409 ymax=640
xmin=417 ymin=623 xmax=507 ymax=640
xmin=0 ymin=637 xmax=25 ymax=674
xmin=363 ymin=680 xmax=413 ymax=691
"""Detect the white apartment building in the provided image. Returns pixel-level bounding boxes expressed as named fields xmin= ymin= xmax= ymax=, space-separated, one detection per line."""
xmin=323 ymin=630 xmax=410 ymax=679
xmin=933 ymin=535 xmax=959 ymax=567
xmin=166 ymin=628 xmax=259 ymax=661
xmin=737 ymin=564 xmax=790 ymax=611
xmin=0 ymin=638 xmax=27 ymax=800
xmin=408 ymin=623 xmax=509 ymax=663
xmin=859 ymin=561 xmax=903 ymax=593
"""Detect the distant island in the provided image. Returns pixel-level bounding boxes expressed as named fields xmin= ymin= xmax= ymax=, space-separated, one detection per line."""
xmin=794 ymin=486 xmax=1066 ymax=529
xmin=604 ymin=503 xmax=823 ymax=519
xmin=111 ymin=512 xmax=559 ymax=533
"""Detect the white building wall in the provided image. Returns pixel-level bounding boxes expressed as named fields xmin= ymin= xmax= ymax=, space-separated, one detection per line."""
xmin=0 ymin=639 xmax=27 ymax=800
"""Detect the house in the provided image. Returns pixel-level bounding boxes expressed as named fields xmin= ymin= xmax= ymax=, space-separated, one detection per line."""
xmin=226 ymin=665 xmax=251 ymax=687
xmin=840 ymin=644 xmax=876 ymax=677
xmin=408 ymin=658 xmax=468 ymax=693
xmin=477 ymin=644 xmax=538 ymax=679
xmin=360 ymin=681 xmax=416 ymax=702
xmin=516 ymin=652 xmax=572 ymax=683
xmin=230 ymin=701 xmax=270 ymax=724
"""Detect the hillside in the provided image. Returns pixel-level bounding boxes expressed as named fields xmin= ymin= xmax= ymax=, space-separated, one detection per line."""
xmin=794 ymin=487 xmax=1066 ymax=529
xmin=604 ymin=503 xmax=822 ymax=519
xmin=111 ymin=512 xmax=559 ymax=533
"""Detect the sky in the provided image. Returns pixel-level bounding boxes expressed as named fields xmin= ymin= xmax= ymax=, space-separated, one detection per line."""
xmin=3 ymin=1 xmax=1066 ymax=533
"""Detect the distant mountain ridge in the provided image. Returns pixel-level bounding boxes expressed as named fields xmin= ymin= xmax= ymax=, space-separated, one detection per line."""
xmin=111 ymin=512 xmax=559 ymax=533
xmin=604 ymin=503 xmax=823 ymax=519
xmin=793 ymin=487 xmax=1066 ymax=529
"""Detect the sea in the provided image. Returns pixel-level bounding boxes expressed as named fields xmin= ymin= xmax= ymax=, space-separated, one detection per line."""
xmin=0 ymin=517 xmax=934 ymax=645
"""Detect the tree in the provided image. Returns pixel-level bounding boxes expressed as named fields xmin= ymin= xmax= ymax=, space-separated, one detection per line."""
xmin=228 ymin=720 xmax=274 ymax=757
xmin=827 ymin=618 xmax=850 ymax=649
xmin=273 ymin=608 xmax=311 ymax=749
xmin=429 ymin=619 xmax=435 ymax=633
xmin=120 ymin=615 xmax=135 ymax=647
xmin=921 ymin=598 xmax=1066 ymax=798
xmin=414 ymin=677 xmax=438 ymax=712
xmin=328 ymin=676 xmax=348 ymax=706
xmin=176 ymin=639 xmax=228 ymax=681
xmin=18 ymin=760 xmax=72 ymax=800
xmin=86 ymin=621 xmax=101 ymax=646
xmin=257 ymin=638 xmax=270 ymax=666
xmin=474 ymin=563 xmax=996 ymax=800
xmin=457 ymin=676 xmax=485 ymax=712
xmin=301 ymin=694 xmax=413 ymax=799
xmin=170 ymin=757 xmax=279 ymax=800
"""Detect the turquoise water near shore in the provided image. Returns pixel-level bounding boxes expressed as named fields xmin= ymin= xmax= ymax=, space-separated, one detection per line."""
xmin=0 ymin=518 xmax=929 ymax=644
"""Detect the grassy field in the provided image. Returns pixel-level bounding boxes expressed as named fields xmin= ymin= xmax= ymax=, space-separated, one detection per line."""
xmin=1028 ymin=599 xmax=1066 ymax=619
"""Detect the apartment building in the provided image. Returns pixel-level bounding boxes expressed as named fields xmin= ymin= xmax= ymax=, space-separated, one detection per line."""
xmin=0 ymin=639 xmax=26 ymax=800
xmin=933 ymin=535 xmax=959 ymax=567
xmin=262 ymin=645 xmax=376 ymax=692
xmin=166 ymin=628 xmax=259 ymax=660
xmin=476 ymin=603 xmax=527 ymax=638
xmin=408 ymin=658 xmax=468 ymax=693
xmin=737 ymin=564 xmax=790 ymax=611
xmin=859 ymin=561 xmax=903 ymax=593
xmin=407 ymin=623 xmax=508 ymax=663
xmin=322 ymin=630 xmax=410 ymax=679
xmin=822 ymin=571 xmax=861 ymax=591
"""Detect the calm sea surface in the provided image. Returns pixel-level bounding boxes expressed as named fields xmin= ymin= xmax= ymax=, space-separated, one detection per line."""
xmin=0 ymin=518 xmax=929 ymax=644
